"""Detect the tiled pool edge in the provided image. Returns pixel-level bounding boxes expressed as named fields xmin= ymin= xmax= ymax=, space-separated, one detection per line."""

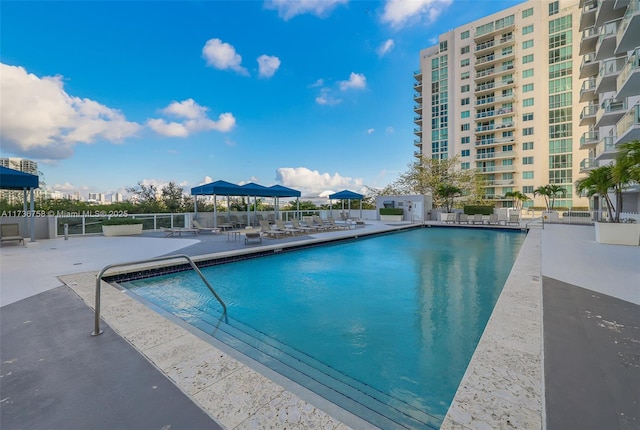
xmin=441 ymin=228 xmax=543 ymax=429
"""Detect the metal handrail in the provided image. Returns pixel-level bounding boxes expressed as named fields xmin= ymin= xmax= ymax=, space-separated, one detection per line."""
xmin=525 ymin=216 xmax=545 ymax=230
xmin=92 ymin=254 xmax=227 ymax=336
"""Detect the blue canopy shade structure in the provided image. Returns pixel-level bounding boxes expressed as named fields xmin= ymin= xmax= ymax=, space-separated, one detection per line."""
xmin=268 ymin=184 xmax=301 ymax=198
xmin=0 ymin=166 xmax=39 ymax=190
xmin=0 ymin=166 xmax=40 ymax=242
xmin=191 ymin=180 xmax=241 ymax=196
xmin=328 ymin=189 xmax=363 ymax=220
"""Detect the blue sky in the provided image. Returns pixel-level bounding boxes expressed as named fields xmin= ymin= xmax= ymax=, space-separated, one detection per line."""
xmin=1 ymin=0 xmax=523 ymax=200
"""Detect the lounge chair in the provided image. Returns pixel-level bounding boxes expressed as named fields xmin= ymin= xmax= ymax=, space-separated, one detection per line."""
xmin=291 ymin=219 xmax=316 ymax=233
xmin=216 ymin=216 xmax=235 ymax=231
xmin=275 ymin=219 xmax=300 ymax=235
xmin=0 ymin=223 xmax=25 ymax=246
xmin=444 ymin=213 xmax=456 ymax=224
xmin=472 ymin=214 xmax=485 ymax=224
xmin=244 ymin=231 xmax=262 ymax=244
xmin=230 ymin=215 xmax=246 ymax=228
xmin=259 ymin=220 xmax=285 ymax=238
xmin=507 ymin=214 xmax=520 ymax=226
xmin=192 ymin=220 xmax=221 ymax=234
xmin=312 ymin=216 xmax=333 ymax=231
xmin=327 ymin=217 xmax=349 ymax=230
xmin=458 ymin=214 xmax=469 ymax=224
xmin=488 ymin=214 xmax=500 ymax=225
xmin=163 ymin=227 xmax=199 ymax=237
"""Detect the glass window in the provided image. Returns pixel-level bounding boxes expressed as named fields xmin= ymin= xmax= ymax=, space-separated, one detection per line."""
xmin=461 ymin=136 xmax=470 ymax=144
xmin=549 ymin=61 xmax=572 ymax=79
xmin=461 ymin=97 xmax=470 ymax=105
xmin=523 ymin=142 xmax=534 ymax=150
xmin=431 ymin=57 xmax=439 ymax=69
xmin=549 ymin=154 xmax=572 ymax=168
xmin=461 ymin=84 xmax=470 ymax=92
xmin=461 ymin=30 xmax=470 ymax=39
xmin=549 ymin=138 xmax=572 ymax=153
xmin=522 ymin=40 xmax=534 ymax=49
xmin=440 ymin=40 xmax=448 ymax=52
xmin=461 ymin=111 xmax=470 ymax=118
xmin=523 ymin=113 xmax=534 ymax=121
xmin=523 ymin=83 xmax=534 ymax=92
xmin=461 ymin=46 xmax=470 ymax=54
xmin=549 ymin=15 xmax=572 ymax=34
xmin=522 ymin=8 xmax=533 ymax=18
xmin=461 ymin=71 xmax=470 ymax=80
xmin=523 ymin=68 xmax=534 ymax=78
xmin=461 ymin=123 xmax=470 ymax=131
xmin=461 ymin=58 xmax=470 ymax=67
xmin=461 ymin=149 xmax=470 ymax=156
xmin=549 ymin=1 xmax=559 ymax=16
xmin=549 ymin=169 xmax=572 ymax=184
xmin=523 ymin=186 xmax=534 ymax=193
xmin=523 ymin=54 xmax=534 ymax=64
xmin=461 ymin=162 xmax=470 ymax=169
xmin=523 ymin=24 xmax=534 ymax=35
xmin=523 ymin=127 xmax=534 ymax=135
xmin=549 ymin=107 xmax=572 ymax=124
xmin=523 ymin=156 xmax=534 ymax=164
xmin=523 ymin=98 xmax=534 ymax=107
xmin=523 ymin=171 xmax=534 ymax=179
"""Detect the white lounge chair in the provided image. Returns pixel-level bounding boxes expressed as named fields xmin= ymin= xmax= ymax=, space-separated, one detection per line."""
xmin=472 ymin=214 xmax=485 ymax=224
xmin=507 ymin=214 xmax=520 ymax=225
xmin=192 ymin=220 xmax=221 ymax=234
xmin=458 ymin=214 xmax=469 ymax=224
xmin=488 ymin=214 xmax=500 ymax=225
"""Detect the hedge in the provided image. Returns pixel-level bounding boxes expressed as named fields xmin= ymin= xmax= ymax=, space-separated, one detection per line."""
xmin=463 ymin=205 xmax=494 ymax=215
xmin=379 ymin=208 xmax=404 ymax=215
xmin=102 ymin=218 xmax=144 ymax=225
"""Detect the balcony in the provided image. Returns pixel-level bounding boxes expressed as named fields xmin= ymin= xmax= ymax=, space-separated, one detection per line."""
xmin=580 ymin=78 xmax=597 ymax=102
xmin=413 ymin=127 xmax=422 ymax=136
xmin=615 ymin=0 xmax=640 ymax=54
xmin=475 ymin=78 xmax=514 ymax=95
xmin=414 ymin=68 xmax=422 ymax=81
xmin=476 ymin=164 xmax=517 ymax=173
xmin=414 ymin=138 xmax=422 ymax=147
xmin=475 ymin=93 xmax=514 ymax=107
xmin=474 ymin=63 xmax=514 ymax=82
xmin=595 ymin=98 xmax=627 ymax=127
xmin=494 ymin=34 xmax=515 ymax=49
xmin=475 ymin=49 xmax=515 ymax=68
xmin=615 ymin=104 xmax=640 ymax=143
xmin=580 ymin=26 xmax=599 ymax=55
xmin=580 ymin=104 xmax=599 ymax=126
xmin=614 ymin=0 xmax=631 ymax=9
xmin=487 ymin=179 xmax=517 ymax=187
xmin=494 ymin=121 xmax=515 ymax=132
xmin=414 ymin=115 xmax=422 ymax=124
xmin=413 ymin=81 xmax=422 ymax=91
xmin=475 ymin=150 xmax=517 ymax=160
xmin=594 ymin=19 xmax=620 ymax=61
xmin=596 ymin=0 xmax=627 ymax=27
xmin=414 ymin=92 xmax=422 ymax=103
xmin=579 ymin=130 xmax=599 ymax=149
xmin=475 ymin=106 xmax=513 ymax=120
xmin=580 ymin=52 xmax=599 ymax=79
xmin=596 ymin=135 xmax=619 ymax=160
xmin=594 ymin=56 xmax=626 ymax=93
xmin=579 ymin=158 xmax=598 ymax=172
xmin=413 ymin=150 xmax=422 ymax=158
xmin=616 ymin=48 xmax=640 ymax=98
xmin=475 ymin=39 xmax=495 ymax=54
xmin=579 ymin=1 xmax=597 ymax=32
xmin=414 ymin=103 xmax=422 ymax=113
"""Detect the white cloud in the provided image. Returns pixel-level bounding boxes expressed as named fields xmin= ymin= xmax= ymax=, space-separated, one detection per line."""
xmin=264 ymin=0 xmax=348 ymax=20
xmin=202 ymin=38 xmax=249 ymax=75
xmin=315 ymin=88 xmax=342 ymax=106
xmin=381 ymin=0 xmax=453 ymax=28
xmin=275 ymin=167 xmax=363 ymax=197
xmin=0 ymin=63 xmax=141 ymax=160
xmin=147 ymin=99 xmax=236 ymax=137
xmin=309 ymin=78 xmax=324 ymax=88
xmin=377 ymin=39 xmax=395 ymax=57
xmin=367 ymin=128 xmax=375 ymax=134
xmin=339 ymin=72 xmax=367 ymax=91
xmin=386 ymin=126 xmax=395 ymax=133
xmin=257 ymin=54 xmax=281 ymax=78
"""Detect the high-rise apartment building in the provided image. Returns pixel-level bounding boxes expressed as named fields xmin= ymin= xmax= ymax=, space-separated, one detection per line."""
xmin=414 ymin=0 xmax=590 ymax=209
xmin=0 ymin=157 xmax=38 ymax=175
xmin=578 ymin=0 xmax=639 ymax=213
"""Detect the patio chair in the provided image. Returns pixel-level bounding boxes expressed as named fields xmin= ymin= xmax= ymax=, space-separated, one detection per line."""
xmin=0 ymin=223 xmax=25 ymax=246
xmin=192 ymin=220 xmax=221 ymax=234
xmin=444 ymin=213 xmax=456 ymax=224
xmin=244 ymin=231 xmax=262 ymax=245
xmin=275 ymin=219 xmax=299 ymax=235
xmin=216 ymin=216 xmax=235 ymax=231
xmin=507 ymin=214 xmax=520 ymax=226
xmin=472 ymin=214 xmax=485 ymax=224
xmin=312 ymin=216 xmax=333 ymax=231
xmin=327 ymin=217 xmax=349 ymax=230
xmin=458 ymin=214 xmax=469 ymax=224
xmin=259 ymin=220 xmax=285 ymax=238
xmin=488 ymin=214 xmax=500 ymax=225
xmin=291 ymin=219 xmax=316 ymax=233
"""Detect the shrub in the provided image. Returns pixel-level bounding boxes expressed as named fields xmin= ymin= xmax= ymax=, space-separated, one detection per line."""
xmin=463 ymin=205 xmax=494 ymax=215
xmin=102 ymin=218 xmax=144 ymax=226
xmin=379 ymin=208 xmax=404 ymax=215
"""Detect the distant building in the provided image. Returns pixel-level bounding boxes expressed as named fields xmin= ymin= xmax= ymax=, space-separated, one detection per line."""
xmin=0 ymin=157 xmax=40 ymax=204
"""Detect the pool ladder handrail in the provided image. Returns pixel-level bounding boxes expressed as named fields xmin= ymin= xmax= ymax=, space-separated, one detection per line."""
xmin=525 ymin=216 xmax=544 ymax=230
xmin=92 ymin=254 xmax=227 ymax=336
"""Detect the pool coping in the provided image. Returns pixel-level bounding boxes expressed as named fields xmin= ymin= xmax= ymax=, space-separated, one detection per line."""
xmin=59 ymin=225 xmax=540 ymax=429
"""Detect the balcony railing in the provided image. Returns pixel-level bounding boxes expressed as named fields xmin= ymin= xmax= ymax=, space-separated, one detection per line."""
xmin=581 ymin=77 xmax=596 ymax=93
xmin=579 ymin=158 xmax=598 ymax=171
xmin=580 ymin=130 xmax=599 ymax=147
xmin=617 ymin=48 xmax=639 ymax=95
xmin=475 ymin=150 xmax=517 ymax=160
xmin=475 ymin=39 xmax=495 ymax=52
xmin=616 ymin=104 xmax=640 ymax=139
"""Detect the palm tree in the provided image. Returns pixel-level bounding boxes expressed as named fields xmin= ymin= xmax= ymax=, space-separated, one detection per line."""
xmin=504 ymin=190 xmax=530 ymax=210
xmin=575 ymin=165 xmax=619 ymax=222
xmin=533 ymin=186 xmax=551 ymax=210
xmin=613 ymin=139 xmax=640 ymax=184
xmin=546 ymin=184 xmax=566 ymax=210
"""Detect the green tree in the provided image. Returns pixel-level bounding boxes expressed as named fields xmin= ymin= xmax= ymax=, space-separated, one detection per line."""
xmin=281 ymin=200 xmax=318 ymax=211
xmin=436 ymin=184 xmax=462 ymax=213
xmin=533 ymin=185 xmax=565 ymax=210
xmin=126 ymin=182 xmax=162 ymax=213
xmin=575 ymin=166 xmax=620 ymax=222
xmin=613 ymin=139 xmax=640 ymax=184
xmin=504 ymin=190 xmax=530 ymax=210
xmin=161 ymin=181 xmax=185 ymax=212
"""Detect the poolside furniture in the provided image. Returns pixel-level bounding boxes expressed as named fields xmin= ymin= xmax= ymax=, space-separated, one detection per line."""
xmin=259 ymin=220 xmax=286 ymax=238
xmin=216 ymin=216 xmax=235 ymax=231
xmin=354 ymin=219 xmax=366 ymax=228
xmin=458 ymin=214 xmax=469 ymax=224
xmin=0 ymin=224 xmax=25 ymax=246
xmin=444 ymin=213 xmax=456 ymax=224
xmin=244 ymin=231 xmax=262 ymax=245
xmin=488 ymin=214 xmax=500 ymax=225
xmin=275 ymin=219 xmax=300 ymax=235
xmin=163 ymin=228 xmax=199 ymax=237
xmin=230 ymin=215 xmax=246 ymax=228
xmin=192 ymin=220 xmax=221 ymax=234
xmin=327 ymin=217 xmax=349 ymax=230
xmin=471 ymin=214 xmax=485 ymax=225
xmin=291 ymin=219 xmax=316 ymax=233
xmin=507 ymin=214 xmax=520 ymax=226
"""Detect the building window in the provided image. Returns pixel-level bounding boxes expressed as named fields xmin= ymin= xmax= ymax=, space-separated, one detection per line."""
xmin=461 ymin=45 xmax=470 ymax=54
xmin=523 ymin=54 xmax=534 ymax=64
xmin=549 ymin=154 xmax=572 ymax=168
xmin=461 ymin=111 xmax=470 ymax=118
xmin=549 ymin=124 xmax=572 ymax=138
xmin=549 ymin=30 xmax=572 ymax=49
xmin=522 ymin=40 xmax=534 ymax=49
xmin=461 ymin=162 xmax=470 ymax=169
xmin=549 ymin=138 xmax=572 ymax=153
xmin=549 ymin=1 xmax=559 ymax=16
xmin=523 ymin=68 xmax=534 ymax=78
xmin=523 ymin=113 xmax=534 ymax=121
xmin=461 ymin=149 xmax=470 ymax=157
xmin=461 ymin=97 xmax=470 ymax=105
xmin=461 ymin=30 xmax=470 ymax=39
xmin=523 ymin=24 xmax=534 ymax=35
xmin=523 ymin=83 xmax=534 ymax=92
xmin=523 ymin=156 xmax=534 ymax=165
xmin=549 ymin=169 xmax=572 ymax=184
xmin=549 ymin=77 xmax=572 ymax=94
xmin=461 ymin=84 xmax=470 ymax=92
xmin=549 ymin=15 xmax=572 ymax=34
xmin=522 ymin=7 xmax=533 ymax=18
xmin=523 ymin=142 xmax=534 ymax=150
xmin=523 ymin=127 xmax=534 ymax=136
xmin=549 ymin=46 xmax=572 ymax=64
xmin=461 ymin=71 xmax=470 ymax=80
xmin=461 ymin=136 xmax=470 ymax=144
xmin=523 ymin=186 xmax=534 ymax=193
xmin=440 ymin=40 xmax=448 ymax=52
xmin=461 ymin=123 xmax=470 ymax=131
xmin=523 ymin=98 xmax=534 ymax=107
xmin=549 ymin=107 xmax=572 ymax=124
xmin=549 ymin=61 xmax=572 ymax=79
xmin=461 ymin=58 xmax=470 ymax=67
xmin=523 ymin=171 xmax=534 ymax=179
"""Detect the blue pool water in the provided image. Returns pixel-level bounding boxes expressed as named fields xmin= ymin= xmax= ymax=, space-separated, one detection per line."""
xmin=122 ymin=227 xmax=525 ymax=429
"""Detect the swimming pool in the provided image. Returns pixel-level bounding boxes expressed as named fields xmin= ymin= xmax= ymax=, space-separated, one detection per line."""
xmin=121 ymin=227 xmax=525 ymax=429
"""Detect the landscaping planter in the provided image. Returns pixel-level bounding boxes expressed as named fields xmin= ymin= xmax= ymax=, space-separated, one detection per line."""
xmin=380 ymin=215 xmax=403 ymax=222
xmin=102 ymin=224 xmax=143 ymax=236
xmin=594 ymin=222 xmax=640 ymax=246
